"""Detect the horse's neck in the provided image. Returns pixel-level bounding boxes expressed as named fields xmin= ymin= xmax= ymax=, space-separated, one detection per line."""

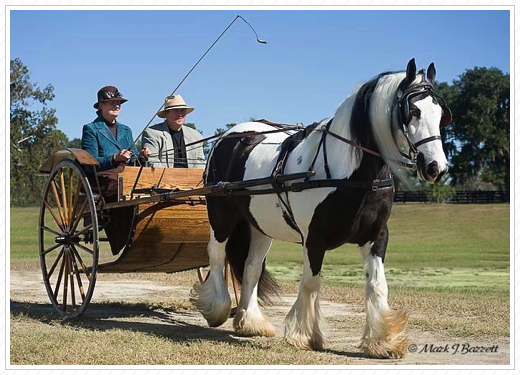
xmin=324 ymin=97 xmax=386 ymax=181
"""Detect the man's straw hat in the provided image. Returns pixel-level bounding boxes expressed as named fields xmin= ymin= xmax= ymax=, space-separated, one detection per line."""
xmin=157 ymin=95 xmax=194 ymax=118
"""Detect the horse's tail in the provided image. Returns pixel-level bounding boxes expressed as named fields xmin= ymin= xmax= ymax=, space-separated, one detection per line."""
xmin=225 ymin=220 xmax=280 ymax=305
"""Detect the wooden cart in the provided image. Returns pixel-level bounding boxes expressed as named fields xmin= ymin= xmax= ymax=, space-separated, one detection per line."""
xmin=37 ymin=148 xmax=213 ymax=319
xmin=37 ymin=148 xmax=313 ymax=320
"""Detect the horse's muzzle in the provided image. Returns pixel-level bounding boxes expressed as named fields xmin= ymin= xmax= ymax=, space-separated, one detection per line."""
xmin=417 ymin=153 xmax=448 ymax=183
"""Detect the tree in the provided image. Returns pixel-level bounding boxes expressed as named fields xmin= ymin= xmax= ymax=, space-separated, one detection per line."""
xmin=66 ymin=138 xmax=82 ymax=148
xmin=215 ymin=123 xmax=236 ymax=135
xmin=10 ymin=58 xmax=67 ymax=206
xmin=437 ymin=67 xmax=509 ymax=191
xmin=184 ymin=122 xmax=198 ymax=131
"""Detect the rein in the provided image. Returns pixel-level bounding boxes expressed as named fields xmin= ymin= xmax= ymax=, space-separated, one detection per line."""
xmin=317 ymin=124 xmax=382 ymax=158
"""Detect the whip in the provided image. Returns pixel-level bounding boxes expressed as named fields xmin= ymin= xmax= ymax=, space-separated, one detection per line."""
xmin=129 ymin=15 xmax=267 ymax=153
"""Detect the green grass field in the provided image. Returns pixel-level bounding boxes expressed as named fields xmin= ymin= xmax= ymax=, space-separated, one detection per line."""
xmin=11 ymin=204 xmax=510 ymax=292
xmin=268 ymin=204 xmax=510 ymax=292
xmin=10 ymin=204 xmax=511 ymax=365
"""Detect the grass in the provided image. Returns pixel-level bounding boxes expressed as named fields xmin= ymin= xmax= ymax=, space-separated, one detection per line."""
xmin=11 ymin=204 xmax=510 ymax=291
xmin=10 ymin=271 xmax=510 ymax=365
xmin=10 ymin=207 xmax=41 ymax=260
xmin=268 ymin=204 xmax=510 ymax=291
xmin=10 ymin=204 xmax=511 ymax=365
xmin=10 ymin=313 xmax=351 ymax=365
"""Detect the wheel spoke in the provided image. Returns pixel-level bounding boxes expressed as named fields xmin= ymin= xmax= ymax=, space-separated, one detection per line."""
xmin=70 ymin=244 xmax=92 ymax=282
xmin=68 ymin=170 xmax=74 ymax=225
xmin=44 ymin=200 xmax=65 ymax=232
xmin=47 ymin=248 xmax=64 ymax=279
xmin=70 ymin=271 xmax=76 ymax=311
xmin=70 ymin=199 xmax=89 ymax=234
xmin=62 ymin=251 xmax=69 ymax=313
xmin=74 ymin=242 xmax=94 ymax=256
xmin=42 ymin=243 xmax=62 ymax=256
xmin=42 ymin=225 xmax=62 ymax=237
xmin=73 ymin=223 xmax=93 ymax=238
xmin=60 ymin=170 xmax=69 ymax=228
xmin=67 ymin=250 xmax=76 ymax=311
xmin=53 ymin=252 xmax=66 ymax=300
xmin=51 ymin=180 xmax=66 ymax=228
xmin=69 ymin=248 xmax=86 ymax=300
xmin=69 ymin=179 xmax=83 ymax=230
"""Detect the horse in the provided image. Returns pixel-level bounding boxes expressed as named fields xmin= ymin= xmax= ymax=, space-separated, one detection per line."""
xmin=190 ymin=58 xmax=452 ymax=359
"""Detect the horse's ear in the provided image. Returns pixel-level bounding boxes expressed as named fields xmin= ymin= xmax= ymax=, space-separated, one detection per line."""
xmin=406 ymin=58 xmax=416 ymax=83
xmin=427 ymin=63 xmax=436 ymax=84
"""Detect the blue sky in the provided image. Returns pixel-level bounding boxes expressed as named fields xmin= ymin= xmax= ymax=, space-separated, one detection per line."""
xmin=10 ymin=9 xmax=510 ymax=140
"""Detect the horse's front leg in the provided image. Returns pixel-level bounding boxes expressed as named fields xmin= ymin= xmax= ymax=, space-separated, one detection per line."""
xmin=284 ymin=242 xmax=326 ymax=351
xmin=233 ymin=225 xmax=276 ymax=337
xmin=191 ymin=229 xmax=231 ymax=327
xmin=359 ymin=224 xmax=409 ymax=358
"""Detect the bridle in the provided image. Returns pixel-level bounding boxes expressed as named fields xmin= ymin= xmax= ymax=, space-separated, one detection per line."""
xmin=392 ymin=74 xmax=452 ymax=169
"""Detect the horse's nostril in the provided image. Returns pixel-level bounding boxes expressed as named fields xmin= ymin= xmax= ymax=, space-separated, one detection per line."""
xmin=435 ymin=169 xmax=447 ymax=183
xmin=427 ymin=161 xmax=439 ymax=179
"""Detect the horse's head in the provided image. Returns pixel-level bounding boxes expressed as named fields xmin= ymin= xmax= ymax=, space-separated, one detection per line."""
xmin=392 ymin=58 xmax=451 ymax=183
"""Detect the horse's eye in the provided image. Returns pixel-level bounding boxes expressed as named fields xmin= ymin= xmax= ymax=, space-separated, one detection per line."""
xmin=410 ymin=108 xmax=421 ymax=118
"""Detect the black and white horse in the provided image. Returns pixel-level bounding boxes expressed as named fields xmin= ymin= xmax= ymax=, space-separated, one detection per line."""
xmin=191 ymin=59 xmax=451 ymax=358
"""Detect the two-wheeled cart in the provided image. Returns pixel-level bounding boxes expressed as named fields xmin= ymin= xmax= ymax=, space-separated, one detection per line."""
xmin=37 ymin=148 xmax=312 ymax=319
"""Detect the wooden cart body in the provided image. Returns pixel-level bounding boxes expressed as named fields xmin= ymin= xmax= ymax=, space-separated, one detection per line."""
xmin=99 ymin=166 xmax=210 ymax=274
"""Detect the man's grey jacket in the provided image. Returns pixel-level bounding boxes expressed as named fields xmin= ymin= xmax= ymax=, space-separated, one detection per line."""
xmin=142 ymin=121 xmax=205 ymax=168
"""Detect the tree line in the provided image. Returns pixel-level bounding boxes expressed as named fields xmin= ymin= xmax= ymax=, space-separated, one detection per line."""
xmin=10 ymin=58 xmax=510 ymax=206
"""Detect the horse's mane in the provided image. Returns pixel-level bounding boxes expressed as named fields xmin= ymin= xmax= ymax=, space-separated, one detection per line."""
xmin=332 ymin=70 xmax=423 ymax=183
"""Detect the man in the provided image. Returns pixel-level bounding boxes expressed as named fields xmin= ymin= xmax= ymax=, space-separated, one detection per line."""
xmin=142 ymin=95 xmax=205 ymax=168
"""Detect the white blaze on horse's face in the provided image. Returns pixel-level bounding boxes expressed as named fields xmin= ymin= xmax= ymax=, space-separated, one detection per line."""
xmin=407 ymin=96 xmax=449 ymax=183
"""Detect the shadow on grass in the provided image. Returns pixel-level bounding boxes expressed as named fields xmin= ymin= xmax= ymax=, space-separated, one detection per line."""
xmin=11 ymin=299 xmax=373 ymax=359
xmin=10 ymin=299 xmax=243 ymax=345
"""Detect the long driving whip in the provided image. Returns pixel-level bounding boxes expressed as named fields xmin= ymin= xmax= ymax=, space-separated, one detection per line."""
xmin=129 ymin=15 xmax=266 ymax=152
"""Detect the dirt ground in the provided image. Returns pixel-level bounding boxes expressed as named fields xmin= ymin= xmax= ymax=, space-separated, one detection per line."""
xmin=10 ymin=270 xmax=510 ymax=366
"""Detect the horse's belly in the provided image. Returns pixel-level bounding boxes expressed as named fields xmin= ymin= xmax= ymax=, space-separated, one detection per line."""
xmin=248 ymin=194 xmax=302 ymax=243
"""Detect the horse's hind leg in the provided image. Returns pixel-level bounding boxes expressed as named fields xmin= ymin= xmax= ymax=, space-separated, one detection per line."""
xmin=284 ymin=244 xmax=326 ymax=351
xmin=359 ymin=225 xmax=409 ymax=358
xmin=233 ymin=225 xmax=276 ymax=337
xmin=191 ymin=228 xmax=231 ymax=327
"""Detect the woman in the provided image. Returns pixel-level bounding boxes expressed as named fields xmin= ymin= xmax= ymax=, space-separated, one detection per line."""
xmin=81 ymin=85 xmax=148 ymax=199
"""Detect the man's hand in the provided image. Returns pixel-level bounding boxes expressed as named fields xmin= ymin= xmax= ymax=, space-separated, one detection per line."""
xmin=140 ymin=147 xmax=151 ymax=158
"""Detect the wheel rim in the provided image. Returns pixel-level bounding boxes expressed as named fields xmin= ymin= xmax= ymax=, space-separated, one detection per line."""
xmin=38 ymin=159 xmax=99 ymax=319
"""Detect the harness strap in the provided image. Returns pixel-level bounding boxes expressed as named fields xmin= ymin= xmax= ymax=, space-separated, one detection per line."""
xmin=214 ymin=177 xmax=394 ymax=196
xmin=318 ymin=127 xmax=382 ymax=158
xmin=414 ymin=135 xmax=442 ymax=148
xmin=308 ymin=118 xmax=334 ymax=180
xmin=290 ymin=177 xmax=394 ymax=192
xmin=321 ymin=122 xmax=332 ymax=179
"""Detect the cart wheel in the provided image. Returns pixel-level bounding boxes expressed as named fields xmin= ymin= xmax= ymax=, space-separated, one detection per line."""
xmin=38 ymin=159 xmax=99 ymax=319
